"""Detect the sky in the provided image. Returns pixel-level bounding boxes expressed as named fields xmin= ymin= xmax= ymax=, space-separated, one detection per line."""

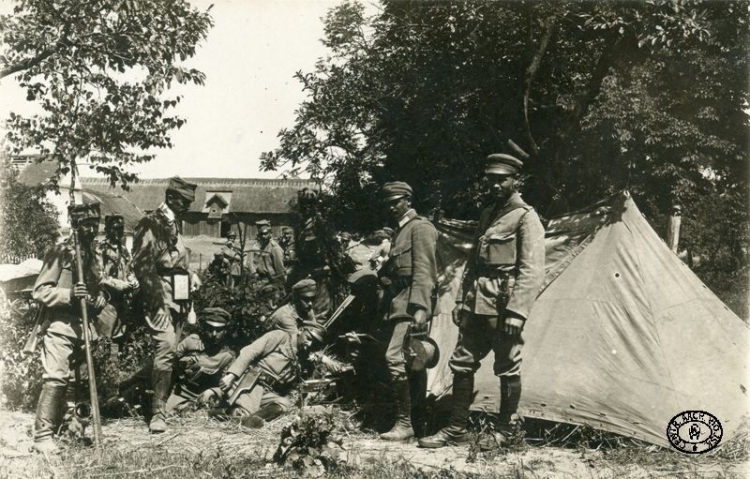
xmin=0 ymin=0 xmax=361 ymax=179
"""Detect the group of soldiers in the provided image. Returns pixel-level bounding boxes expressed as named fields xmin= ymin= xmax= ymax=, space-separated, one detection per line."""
xmin=29 ymin=152 xmax=546 ymax=454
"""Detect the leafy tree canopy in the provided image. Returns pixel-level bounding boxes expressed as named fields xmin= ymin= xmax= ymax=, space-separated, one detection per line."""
xmin=0 ymin=159 xmax=59 ymax=260
xmin=262 ymin=0 xmax=749 ymax=317
xmin=1 ymin=0 xmax=214 ymax=190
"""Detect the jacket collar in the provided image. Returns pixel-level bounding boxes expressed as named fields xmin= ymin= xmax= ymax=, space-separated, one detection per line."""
xmin=397 ymin=209 xmax=418 ymax=228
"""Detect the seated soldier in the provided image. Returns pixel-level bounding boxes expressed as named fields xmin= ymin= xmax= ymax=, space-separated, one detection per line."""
xmin=264 ymin=279 xmax=317 ymax=334
xmin=165 ymin=308 xmax=236 ymax=414
xmin=218 ymin=322 xmax=326 ymax=427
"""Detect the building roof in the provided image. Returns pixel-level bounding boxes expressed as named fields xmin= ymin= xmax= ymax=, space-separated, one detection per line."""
xmin=15 ymin=160 xmax=60 ymax=188
xmin=83 ymin=177 xmax=318 ymax=214
xmin=81 ymin=189 xmax=144 ymax=233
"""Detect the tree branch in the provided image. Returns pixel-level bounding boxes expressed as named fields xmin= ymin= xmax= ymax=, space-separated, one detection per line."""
xmin=0 ymin=47 xmax=57 ymax=79
xmin=523 ymin=14 xmax=557 ymax=157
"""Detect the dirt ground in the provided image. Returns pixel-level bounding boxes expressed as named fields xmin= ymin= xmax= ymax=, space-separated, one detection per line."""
xmin=0 ymin=409 xmax=746 ymax=479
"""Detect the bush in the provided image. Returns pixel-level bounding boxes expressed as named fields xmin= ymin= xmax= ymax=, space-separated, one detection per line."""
xmin=0 ymin=300 xmax=43 ymax=411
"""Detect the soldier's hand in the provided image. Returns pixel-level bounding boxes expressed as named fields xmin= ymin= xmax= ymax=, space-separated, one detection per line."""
xmin=503 ymin=314 xmax=525 ymax=338
xmin=219 ymin=373 xmax=237 ymax=391
xmin=413 ymin=308 xmax=427 ymax=328
xmin=452 ymin=304 xmax=467 ymax=327
xmin=196 ymin=389 xmax=216 ymax=405
xmin=150 ymin=310 xmax=172 ymax=331
xmin=127 ymin=278 xmax=140 ymax=291
xmin=191 ymin=273 xmax=201 ymax=292
xmin=91 ymin=294 xmax=107 ymax=310
xmin=71 ymin=283 xmax=88 ymax=301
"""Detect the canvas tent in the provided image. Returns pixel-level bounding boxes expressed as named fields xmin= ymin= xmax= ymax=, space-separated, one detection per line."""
xmin=426 ymin=191 xmax=748 ymax=448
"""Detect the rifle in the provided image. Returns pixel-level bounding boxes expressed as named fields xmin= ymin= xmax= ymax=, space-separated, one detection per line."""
xmin=225 ymin=366 xmax=261 ymax=406
xmin=68 ymin=162 xmax=103 ymax=448
xmin=22 ymin=305 xmax=48 ymax=356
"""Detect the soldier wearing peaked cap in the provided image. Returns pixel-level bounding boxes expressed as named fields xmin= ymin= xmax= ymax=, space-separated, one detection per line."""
xmin=31 ymin=203 xmax=107 ymax=452
xmin=250 ymin=221 xmax=286 ymax=281
xmin=165 ymin=308 xmax=236 ymax=414
xmin=263 ymin=279 xmax=317 ymax=335
xmin=419 ymin=153 xmax=545 ymax=450
xmin=96 ymin=215 xmax=139 ymax=411
xmin=218 ymin=321 xmax=326 ymax=427
xmin=378 ymin=181 xmax=438 ymax=442
xmin=131 ymin=176 xmax=202 ymax=433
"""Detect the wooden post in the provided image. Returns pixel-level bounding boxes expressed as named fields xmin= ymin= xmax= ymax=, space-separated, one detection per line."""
xmin=666 ymin=204 xmax=682 ymax=254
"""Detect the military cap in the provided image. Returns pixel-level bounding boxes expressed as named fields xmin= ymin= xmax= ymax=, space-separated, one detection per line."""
xmin=226 ymin=231 xmax=237 ymax=238
xmin=380 ymin=181 xmax=413 ymax=202
xmin=200 ymin=307 xmax=231 ymax=328
xmin=166 ymin=176 xmax=197 ymax=202
xmin=382 ymin=227 xmax=394 ymax=238
xmin=292 ymin=278 xmax=317 ymax=297
xmin=213 ymin=252 xmax=223 ymax=257
xmin=339 ymin=232 xmax=352 ymax=242
xmin=485 ymin=154 xmax=523 ymax=176
xmin=255 ymin=219 xmax=271 ymax=227
xmin=301 ymin=320 xmax=326 ymax=343
xmin=282 ymin=227 xmax=292 ymax=233
xmin=69 ymin=203 xmax=101 ymax=224
xmin=105 ymin=215 xmax=124 ymax=227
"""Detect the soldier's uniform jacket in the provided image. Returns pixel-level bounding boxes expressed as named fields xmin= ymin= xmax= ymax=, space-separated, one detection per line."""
xmin=174 ymin=333 xmax=236 ymax=398
xmin=132 ymin=204 xmax=189 ymax=315
xmin=264 ymin=302 xmax=309 ymax=335
xmin=382 ymin=209 xmax=438 ymax=320
xmin=458 ymin=192 xmax=545 ymax=319
xmin=33 ymin=238 xmax=103 ymax=339
xmin=221 ymin=241 xmax=242 ymax=276
xmin=280 ymin=239 xmax=297 ymax=266
xmin=252 ymin=240 xmax=285 ymax=279
xmin=226 ymin=330 xmax=298 ymax=392
xmin=97 ymin=238 xmax=134 ymax=298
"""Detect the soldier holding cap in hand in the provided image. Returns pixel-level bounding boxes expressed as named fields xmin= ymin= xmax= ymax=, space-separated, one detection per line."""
xmin=419 ymin=154 xmax=545 ymax=450
xmin=378 ymin=181 xmax=438 ymax=441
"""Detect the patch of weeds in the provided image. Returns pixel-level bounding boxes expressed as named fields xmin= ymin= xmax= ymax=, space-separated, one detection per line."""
xmin=273 ymin=412 xmax=346 ymax=475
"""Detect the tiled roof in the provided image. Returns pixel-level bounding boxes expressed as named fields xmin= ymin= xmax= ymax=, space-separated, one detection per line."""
xmin=83 ymin=177 xmax=318 ymax=214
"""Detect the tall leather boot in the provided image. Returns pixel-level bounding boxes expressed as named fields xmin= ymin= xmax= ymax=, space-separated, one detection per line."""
xmin=410 ymin=370 xmax=428 ymax=438
xmin=380 ymin=378 xmax=414 ymax=441
xmin=34 ymin=382 xmax=67 ymax=452
xmin=478 ymin=375 xmax=523 ymax=451
xmin=418 ymin=373 xmax=474 ymax=448
xmin=149 ymin=369 xmax=172 ymax=434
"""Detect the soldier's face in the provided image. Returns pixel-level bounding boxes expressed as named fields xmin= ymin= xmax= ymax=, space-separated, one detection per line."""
xmin=485 ymin=173 xmax=516 ymax=201
xmin=202 ymin=324 xmax=226 ymax=345
xmin=77 ymin=219 xmax=99 ymax=243
xmin=166 ymin=193 xmax=192 ymax=216
xmin=385 ymin=196 xmax=411 ymax=220
xmin=295 ymin=295 xmax=315 ymax=314
xmin=257 ymin=230 xmax=271 ymax=244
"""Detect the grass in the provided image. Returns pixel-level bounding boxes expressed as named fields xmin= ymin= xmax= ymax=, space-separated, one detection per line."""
xmin=0 ymin=410 xmax=746 ymax=479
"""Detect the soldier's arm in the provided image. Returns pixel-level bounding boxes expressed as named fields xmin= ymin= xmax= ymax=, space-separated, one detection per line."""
xmin=506 ymin=210 xmax=546 ymax=320
xmin=32 ymin=246 xmax=73 ymax=308
xmin=408 ymin=221 xmax=438 ymax=312
xmin=456 ymin=212 xmax=487 ymax=304
xmin=226 ymin=331 xmax=283 ymax=378
xmin=131 ymin=221 xmax=167 ymax=314
xmin=272 ymin=244 xmax=286 ymax=276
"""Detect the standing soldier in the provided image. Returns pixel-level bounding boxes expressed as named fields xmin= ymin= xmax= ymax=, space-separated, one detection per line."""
xmin=132 ymin=176 xmax=200 ymax=433
xmin=221 ymin=231 xmax=243 ymax=287
xmin=378 ymin=182 xmax=438 ymax=442
xmin=419 ymin=154 xmax=545 ymax=450
xmin=279 ymin=227 xmax=296 ymax=267
xmin=252 ymin=220 xmax=285 ymax=282
xmin=97 ymin=215 xmax=139 ymax=410
xmin=31 ymin=203 xmax=107 ymax=453
xmin=166 ymin=308 xmax=236 ymax=414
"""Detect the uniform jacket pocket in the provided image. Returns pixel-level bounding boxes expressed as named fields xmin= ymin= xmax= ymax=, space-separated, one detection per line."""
xmin=480 ymin=233 xmax=517 ymax=266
